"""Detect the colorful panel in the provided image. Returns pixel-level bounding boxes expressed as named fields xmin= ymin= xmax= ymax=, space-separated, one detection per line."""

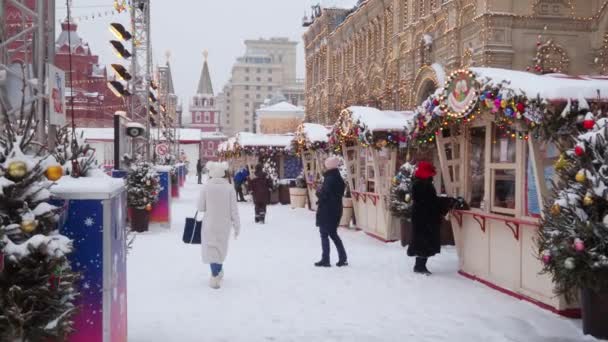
xmin=150 ymin=171 xmax=171 ymax=223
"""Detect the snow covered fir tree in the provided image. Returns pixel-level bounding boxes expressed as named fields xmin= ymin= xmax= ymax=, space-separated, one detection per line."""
xmin=390 ymin=163 xmax=415 ymax=218
xmin=127 ymin=162 xmax=161 ymax=212
xmin=0 ymin=116 xmax=78 ymax=341
xmin=538 ymin=114 xmax=608 ymax=336
xmin=262 ymin=159 xmax=279 ymax=191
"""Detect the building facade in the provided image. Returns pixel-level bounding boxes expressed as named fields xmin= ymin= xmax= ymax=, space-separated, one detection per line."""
xmin=256 ymin=100 xmax=305 ymax=134
xmin=185 ymin=53 xmax=226 ymax=161
xmin=303 ymin=0 xmax=608 ymax=125
xmin=54 ymin=20 xmax=125 ymax=127
xmin=218 ymin=37 xmax=305 ymax=136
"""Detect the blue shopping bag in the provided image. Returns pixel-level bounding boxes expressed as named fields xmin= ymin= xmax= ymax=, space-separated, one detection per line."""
xmin=182 ymin=211 xmax=202 ymax=244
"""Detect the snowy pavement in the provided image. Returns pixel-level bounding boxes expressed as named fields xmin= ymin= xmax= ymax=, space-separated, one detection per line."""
xmin=128 ymin=179 xmax=596 ymax=342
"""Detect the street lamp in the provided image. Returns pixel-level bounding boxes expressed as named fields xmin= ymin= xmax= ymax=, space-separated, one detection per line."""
xmin=109 ymin=23 xmax=132 ymax=41
xmin=111 ymin=64 xmax=132 ymax=81
xmin=110 ymin=40 xmax=132 ymax=59
xmin=107 ymin=80 xmax=131 ymax=97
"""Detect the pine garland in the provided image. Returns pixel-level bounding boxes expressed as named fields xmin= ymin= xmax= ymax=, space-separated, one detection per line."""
xmin=389 ymin=163 xmax=415 ymax=218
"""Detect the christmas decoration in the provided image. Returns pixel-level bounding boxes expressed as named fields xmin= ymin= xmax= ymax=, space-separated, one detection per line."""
xmin=44 ymin=165 xmax=64 ymax=181
xmin=262 ymin=159 xmax=280 ymax=191
xmin=554 ymin=154 xmax=569 ymax=171
xmin=583 ymin=113 xmax=596 ymax=130
xmin=53 ymin=127 xmax=98 ymax=178
xmin=7 ymin=161 xmax=27 ymax=181
xmin=574 ymin=238 xmax=586 ymax=253
xmin=542 ymin=250 xmax=552 ymax=265
xmin=145 ymin=204 xmax=152 ymax=212
xmin=389 ymin=163 xmax=415 ymax=218
xmin=0 ymin=92 xmax=78 ymax=340
xmin=575 ymin=144 xmax=585 ymax=157
xmin=127 ymin=163 xmax=161 ymax=210
xmin=538 ymin=116 xmax=608 ymax=301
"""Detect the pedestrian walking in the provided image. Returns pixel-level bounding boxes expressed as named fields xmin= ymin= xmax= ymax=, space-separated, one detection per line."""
xmin=248 ymin=164 xmax=272 ymax=224
xmin=196 ymin=159 xmax=204 ymax=184
xmin=408 ymin=161 xmax=442 ymax=275
xmin=197 ymin=161 xmax=241 ymax=289
xmin=233 ymin=167 xmax=248 ymax=202
xmin=315 ymin=156 xmax=348 ymax=267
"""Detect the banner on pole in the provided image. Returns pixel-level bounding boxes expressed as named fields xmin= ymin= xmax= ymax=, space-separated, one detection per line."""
xmin=47 ymin=64 xmax=66 ymax=126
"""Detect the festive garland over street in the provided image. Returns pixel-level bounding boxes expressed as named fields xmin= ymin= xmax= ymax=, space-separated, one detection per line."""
xmin=219 ymin=142 xmax=295 ymax=159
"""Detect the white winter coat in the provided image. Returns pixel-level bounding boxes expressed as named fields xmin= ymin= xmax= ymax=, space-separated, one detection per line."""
xmin=197 ymin=178 xmax=241 ymax=264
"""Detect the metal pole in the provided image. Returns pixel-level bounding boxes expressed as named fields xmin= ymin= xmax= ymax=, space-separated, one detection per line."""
xmin=47 ymin=0 xmax=57 ymax=148
xmin=114 ymin=112 xmax=120 ymax=170
xmin=145 ymin=1 xmax=152 ymax=161
xmin=35 ymin=0 xmax=46 ymax=142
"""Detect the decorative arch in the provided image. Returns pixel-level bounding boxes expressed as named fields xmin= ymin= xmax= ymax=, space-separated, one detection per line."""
xmin=538 ymin=40 xmax=570 ymax=73
xmin=411 ymin=65 xmax=440 ymax=106
xmin=458 ymin=3 xmax=476 ymax=27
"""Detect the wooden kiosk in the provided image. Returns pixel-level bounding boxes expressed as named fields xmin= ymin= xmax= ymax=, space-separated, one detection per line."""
xmin=412 ymin=67 xmax=608 ymax=316
xmin=329 ymin=106 xmax=415 ymax=242
xmin=293 ymin=123 xmax=330 ymax=211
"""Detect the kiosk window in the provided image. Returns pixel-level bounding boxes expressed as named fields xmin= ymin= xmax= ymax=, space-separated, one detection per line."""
xmin=469 ymin=127 xmax=486 ymax=208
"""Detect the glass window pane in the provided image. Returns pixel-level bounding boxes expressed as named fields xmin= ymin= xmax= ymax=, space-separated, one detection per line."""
xmin=469 ymin=127 xmax=486 ymax=208
xmin=445 ymin=143 xmax=453 ymax=160
xmin=493 ymin=169 xmax=516 ymax=210
xmin=448 ymin=165 xmax=454 ymax=182
xmin=454 ymin=165 xmax=460 ymax=182
xmin=492 ymin=125 xmax=516 ymax=163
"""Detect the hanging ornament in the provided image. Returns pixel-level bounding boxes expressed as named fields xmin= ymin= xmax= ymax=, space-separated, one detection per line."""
xmin=554 ymin=154 xmax=569 ymax=171
xmin=603 ymin=215 xmax=608 ymax=227
xmin=404 ymin=194 xmax=411 ymax=203
xmin=541 ymin=250 xmax=552 ymax=265
xmin=516 ymin=102 xmax=526 ymax=113
xmin=576 ymin=170 xmax=587 ymax=183
xmin=146 ymin=180 xmax=151 ymax=186
xmin=20 ymin=219 xmax=38 ymax=233
xmin=564 ymin=257 xmax=576 ymax=270
xmin=573 ymin=238 xmax=585 ymax=252
xmin=145 ymin=203 xmax=152 ymax=211
xmin=45 ymin=165 xmax=64 ymax=181
xmin=583 ymin=194 xmax=594 ymax=206
xmin=550 ymin=203 xmax=561 ymax=216
xmin=574 ymin=144 xmax=585 ymax=157
xmin=583 ymin=112 xmax=595 ymax=130
xmin=7 ymin=161 xmax=28 ymax=181
xmin=48 ymin=266 xmax=62 ymax=290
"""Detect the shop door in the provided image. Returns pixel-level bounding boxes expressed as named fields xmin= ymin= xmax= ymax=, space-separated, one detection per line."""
xmin=436 ymin=127 xmax=465 ymax=197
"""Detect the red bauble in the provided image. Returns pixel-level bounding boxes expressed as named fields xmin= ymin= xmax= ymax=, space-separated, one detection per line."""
xmin=516 ymin=103 xmax=525 ymax=113
xmin=574 ymin=145 xmax=585 ymax=157
xmin=432 ymin=99 xmax=439 ymax=106
xmin=583 ymin=119 xmax=595 ymax=130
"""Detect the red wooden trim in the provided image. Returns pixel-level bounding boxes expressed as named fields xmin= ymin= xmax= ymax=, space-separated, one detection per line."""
xmin=361 ymin=193 xmax=368 ymax=203
xmin=369 ymin=194 xmax=379 ymax=206
xmin=505 ymin=221 xmax=520 ymax=241
xmin=364 ymin=232 xmax=398 ymax=243
xmin=458 ymin=270 xmax=581 ymax=318
xmin=352 ymin=191 xmax=360 ymax=201
xmin=472 ymin=214 xmax=486 ymax=233
xmin=451 ymin=211 xmax=463 ymax=228
xmin=454 ymin=210 xmax=539 ymax=228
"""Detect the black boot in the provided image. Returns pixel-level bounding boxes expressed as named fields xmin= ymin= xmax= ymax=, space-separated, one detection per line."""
xmin=315 ymin=260 xmax=331 ymax=267
xmin=414 ymin=257 xmax=431 ymax=275
xmin=336 ymin=260 xmax=349 ymax=267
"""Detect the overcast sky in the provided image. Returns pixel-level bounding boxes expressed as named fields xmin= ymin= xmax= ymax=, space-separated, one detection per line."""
xmin=57 ymin=0 xmax=358 ymax=106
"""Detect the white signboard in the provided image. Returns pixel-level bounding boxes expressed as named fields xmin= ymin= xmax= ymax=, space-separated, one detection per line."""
xmin=47 ymin=64 xmax=66 ymax=126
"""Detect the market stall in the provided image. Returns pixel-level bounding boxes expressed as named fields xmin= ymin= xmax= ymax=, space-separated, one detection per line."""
xmin=293 ymin=123 xmax=330 ymax=210
xmin=329 ymin=106 xmax=416 ymax=241
xmin=412 ymin=67 xmax=608 ymax=316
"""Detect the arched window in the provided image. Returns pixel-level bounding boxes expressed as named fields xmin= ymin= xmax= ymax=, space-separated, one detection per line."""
xmin=538 ymin=41 xmax=570 ymax=73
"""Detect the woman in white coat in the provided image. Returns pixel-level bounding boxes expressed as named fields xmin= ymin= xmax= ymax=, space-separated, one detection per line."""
xmin=197 ymin=161 xmax=241 ymax=289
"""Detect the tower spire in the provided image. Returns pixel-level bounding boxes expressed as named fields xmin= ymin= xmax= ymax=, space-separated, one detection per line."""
xmin=197 ymin=50 xmax=214 ymax=95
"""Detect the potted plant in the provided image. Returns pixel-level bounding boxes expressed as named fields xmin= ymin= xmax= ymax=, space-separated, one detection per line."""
xmin=127 ymin=162 xmax=161 ymax=232
xmin=290 ymin=173 xmax=308 ymax=209
xmin=537 ymin=116 xmax=608 ymax=339
xmin=389 ymin=163 xmax=415 ymax=246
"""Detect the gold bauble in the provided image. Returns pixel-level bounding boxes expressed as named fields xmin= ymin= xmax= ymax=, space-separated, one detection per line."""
xmin=575 ymin=171 xmax=587 ymax=183
xmin=583 ymin=195 xmax=594 ymax=207
xmin=554 ymin=154 xmax=568 ymax=171
xmin=45 ymin=165 xmax=64 ymax=181
xmin=145 ymin=204 xmax=152 ymax=212
xmin=404 ymin=194 xmax=412 ymax=203
xmin=7 ymin=161 xmax=27 ymax=181
xmin=550 ymin=204 xmax=561 ymax=216
xmin=20 ymin=220 xmax=38 ymax=233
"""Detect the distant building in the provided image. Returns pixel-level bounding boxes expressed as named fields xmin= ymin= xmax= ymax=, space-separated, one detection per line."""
xmin=256 ymin=96 xmax=304 ymax=134
xmin=54 ymin=19 xmax=125 ymax=127
xmin=184 ymin=52 xmax=226 ymax=161
xmin=218 ymin=37 xmax=305 ymax=136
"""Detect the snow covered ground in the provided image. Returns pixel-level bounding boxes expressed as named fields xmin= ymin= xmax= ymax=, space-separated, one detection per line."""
xmin=128 ymin=178 xmax=597 ymax=342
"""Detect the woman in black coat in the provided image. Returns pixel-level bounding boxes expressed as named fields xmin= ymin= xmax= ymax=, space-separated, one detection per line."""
xmin=408 ymin=161 xmax=442 ymax=275
xmin=249 ymin=164 xmax=272 ymax=224
xmin=315 ymin=156 xmax=348 ymax=267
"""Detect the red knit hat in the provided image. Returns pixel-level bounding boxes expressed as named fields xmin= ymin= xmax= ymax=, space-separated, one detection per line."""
xmin=415 ymin=161 xmax=436 ymax=180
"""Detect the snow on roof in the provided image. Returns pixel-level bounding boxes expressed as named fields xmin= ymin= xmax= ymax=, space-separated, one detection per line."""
xmin=471 ymin=67 xmax=608 ymax=100
xmin=236 ymin=132 xmax=294 ymax=148
xmin=347 ymin=106 xmax=416 ymax=132
xmin=52 ymin=175 xmax=125 ymax=200
xmin=219 ymin=137 xmax=236 ymax=152
xmin=258 ymin=101 xmax=304 ymax=113
xmin=201 ymin=131 xmax=227 ymax=140
xmin=302 ymin=123 xmax=329 ymax=143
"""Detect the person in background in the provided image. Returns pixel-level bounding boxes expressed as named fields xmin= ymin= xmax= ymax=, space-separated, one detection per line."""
xmin=408 ymin=161 xmax=442 ymax=275
xmin=197 ymin=161 xmax=241 ymax=289
xmin=249 ymin=164 xmax=272 ymax=224
xmin=196 ymin=159 xmax=204 ymax=184
xmin=233 ymin=166 xmax=247 ymax=202
xmin=315 ymin=156 xmax=348 ymax=268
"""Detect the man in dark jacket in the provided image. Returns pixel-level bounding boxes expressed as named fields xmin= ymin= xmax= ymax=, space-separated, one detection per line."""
xmin=249 ymin=164 xmax=272 ymax=223
xmin=315 ymin=156 xmax=348 ymax=267
xmin=196 ymin=159 xmax=204 ymax=184
xmin=408 ymin=161 xmax=442 ymax=275
xmin=233 ymin=167 xmax=248 ymax=202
